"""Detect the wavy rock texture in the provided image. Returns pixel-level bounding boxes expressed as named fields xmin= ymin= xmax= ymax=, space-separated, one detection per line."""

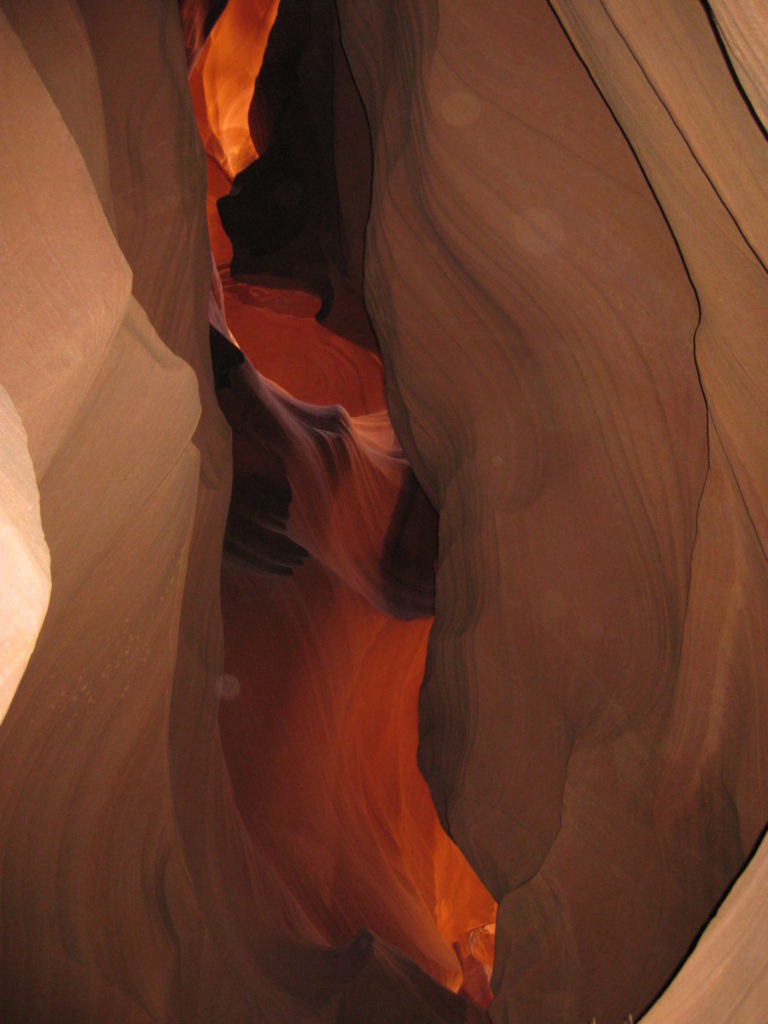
xmin=214 ymin=322 xmax=494 ymax=995
xmin=4 ymin=0 xmax=768 ymax=1022
xmin=337 ymin=0 xmax=768 ymax=1021
xmin=0 ymin=3 xmax=490 ymax=1021
xmin=201 ymin=34 xmax=497 ymax=995
xmin=0 ymin=5 xmax=214 ymax=1020
xmin=0 ymin=5 xmax=316 ymax=1022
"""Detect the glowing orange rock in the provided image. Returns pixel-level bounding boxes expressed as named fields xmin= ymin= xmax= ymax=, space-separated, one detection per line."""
xmin=189 ymin=0 xmax=279 ymax=177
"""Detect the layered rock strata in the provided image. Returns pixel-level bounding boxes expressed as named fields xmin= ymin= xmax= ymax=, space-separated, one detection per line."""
xmin=3 ymin=1 xmax=768 ymax=1022
xmin=337 ymin=0 xmax=768 ymax=1020
xmin=0 ymin=2 xmax=491 ymax=1020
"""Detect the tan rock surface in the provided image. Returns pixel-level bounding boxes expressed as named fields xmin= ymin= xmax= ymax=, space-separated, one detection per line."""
xmin=639 ymin=826 xmax=768 ymax=1024
xmin=0 ymin=384 xmax=49 ymax=724
xmin=4 ymin=0 xmax=768 ymax=1021
xmin=0 ymin=6 xmax=207 ymax=1019
xmin=0 ymin=3 xmax=490 ymax=1020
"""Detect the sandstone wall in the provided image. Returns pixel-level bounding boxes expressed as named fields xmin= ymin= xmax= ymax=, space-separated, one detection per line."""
xmin=337 ymin=1 xmax=768 ymax=1019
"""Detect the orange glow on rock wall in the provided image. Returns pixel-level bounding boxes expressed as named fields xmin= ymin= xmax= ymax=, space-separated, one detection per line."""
xmin=7 ymin=2 xmax=768 ymax=1021
xmin=189 ymin=0 xmax=280 ymax=177
xmin=191 ymin=0 xmax=497 ymax=1002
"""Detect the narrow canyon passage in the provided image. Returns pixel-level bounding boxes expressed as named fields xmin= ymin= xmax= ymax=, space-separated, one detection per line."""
xmin=192 ymin=0 xmax=497 ymax=1003
xmin=3 ymin=1 xmax=768 ymax=1022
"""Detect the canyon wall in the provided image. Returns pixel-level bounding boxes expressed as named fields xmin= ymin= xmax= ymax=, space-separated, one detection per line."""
xmin=0 ymin=3 xmax=486 ymax=1020
xmin=3 ymin=0 xmax=768 ymax=1022
xmin=0 ymin=3 xmax=228 ymax=1020
xmin=337 ymin=0 xmax=768 ymax=1020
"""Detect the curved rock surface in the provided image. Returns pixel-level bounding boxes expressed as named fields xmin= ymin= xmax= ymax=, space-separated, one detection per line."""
xmin=0 ymin=2 xmax=491 ymax=1021
xmin=0 ymin=5 xmax=204 ymax=1020
xmin=337 ymin=0 xmax=768 ymax=1020
xmin=0 ymin=385 xmax=49 ymax=724
xmin=3 ymin=0 xmax=768 ymax=1022
xmin=639 ymin=824 xmax=768 ymax=1024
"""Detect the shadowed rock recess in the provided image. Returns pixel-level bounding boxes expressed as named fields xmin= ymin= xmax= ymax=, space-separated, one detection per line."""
xmin=1 ymin=1 xmax=768 ymax=1022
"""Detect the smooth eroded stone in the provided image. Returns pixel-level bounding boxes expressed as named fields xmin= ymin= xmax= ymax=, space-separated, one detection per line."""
xmin=0 ymin=384 xmax=50 ymax=724
xmin=338 ymin=0 xmax=768 ymax=1019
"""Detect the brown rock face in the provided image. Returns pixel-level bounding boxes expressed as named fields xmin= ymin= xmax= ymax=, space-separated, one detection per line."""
xmin=0 ymin=5 xmax=205 ymax=1021
xmin=337 ymin=0 xmax=768 ymax=1020
xmin=1 ymin=2 xmax=491 ymax=1020
xmin=3 ymin=0 xmax=768 ymax=1022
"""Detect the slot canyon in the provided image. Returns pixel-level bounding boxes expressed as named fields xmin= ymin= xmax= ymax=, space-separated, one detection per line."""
xmin=2 ymin=0 xmax=768 ymax=1021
